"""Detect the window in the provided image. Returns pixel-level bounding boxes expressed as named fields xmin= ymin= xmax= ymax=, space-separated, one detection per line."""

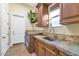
xmin=49 ymin=7 xmax=62 ymax=27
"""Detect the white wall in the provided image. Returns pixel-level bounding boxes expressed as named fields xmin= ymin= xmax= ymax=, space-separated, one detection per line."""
xmin=9 ymin=3 xmax=45 ymax=31
xmin=9 ymin=3 xmax=34 ymax=30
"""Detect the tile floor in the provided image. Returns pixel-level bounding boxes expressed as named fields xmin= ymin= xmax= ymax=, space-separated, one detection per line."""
xmin=5 ymin=43 xmax=36 ymax=56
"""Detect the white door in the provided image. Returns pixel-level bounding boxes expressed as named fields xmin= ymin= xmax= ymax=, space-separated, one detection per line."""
xmin=11 ymin=14 xmax=25 ymax=44
xmin=1 ymin=4 xmax=9 ymax=55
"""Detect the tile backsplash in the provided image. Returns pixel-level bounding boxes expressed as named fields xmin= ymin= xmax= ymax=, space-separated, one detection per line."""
xmin=27 ymin=29 xmax=79 ymax=42
xmin=43 ymin=31 xmax=79 ymax=42
xmin=46 ymin=23 xmax=79 ymax=42
xmin=52 ymin=24 xmax=79 ymax=35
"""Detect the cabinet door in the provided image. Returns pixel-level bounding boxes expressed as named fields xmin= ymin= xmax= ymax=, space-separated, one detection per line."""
xmin=45 ymin=47 xmax=56 ymax=56
xmin=38 ymin=42 xmax=45 ymax=56
xmin=43 ymin=42 xmax=58 ymax=56
xmin=27 ymin=35 xmax=34 ymax=53
xmin=36 ymin=4 xmax=48 ymax=27
xmin=34 ymin=40 xmax=39 ymax=56
xmin=61 ymin=3 xmax=79 ymax=19
xmin=60 ymin=3 xmax=79 ymax=24
xmin=42 ymin=5 xmax=48 ymax=26
xmin=38 ymin=4 xmax=43 ymax=25
xmin=58 ymin=51 xmax=68 ymax=56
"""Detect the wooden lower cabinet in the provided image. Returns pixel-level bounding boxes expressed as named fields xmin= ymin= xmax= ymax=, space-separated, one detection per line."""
xmin=44 ymin=42 xmax=58 ymax=56
xmin=27 ymin=35 xmax=35 ymax=53
xmin=34 ymin=39 xmax=39 ymax=56
xmin=45 ymin=47 xmax=57 ymax=56
xmin=58 ymin=51 xmax=68 ymax=56
xmin=38 ymin=42 xmax=46 ymax=56
xmin=34 ymin=39 xmax=58 ymax=56
xmin=28 ymin=35 xmax=69 ymax=56
xmin=34 ymin=39 xmax=69 ymax=56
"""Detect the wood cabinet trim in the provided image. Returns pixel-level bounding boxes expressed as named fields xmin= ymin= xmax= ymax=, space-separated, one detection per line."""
xmin=60 ymin=14 xmax=79 ymax=24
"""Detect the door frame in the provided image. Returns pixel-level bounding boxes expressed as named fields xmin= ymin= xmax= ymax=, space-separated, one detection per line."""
xmin=10 ymin=13 xmax=26 ymax=46
xmin=0 ymin=4 xmax=2 ymax=56
xmin=0 ymin=4 xmax=10 ymax=56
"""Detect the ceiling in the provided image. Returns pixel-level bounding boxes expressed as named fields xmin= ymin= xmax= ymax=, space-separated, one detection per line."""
xmin=24 ymin=3 xmax=37 ymax=7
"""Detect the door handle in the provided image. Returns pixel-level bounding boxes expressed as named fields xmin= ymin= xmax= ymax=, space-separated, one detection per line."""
xmin=2 ymin=37 xmax=6 ymax=38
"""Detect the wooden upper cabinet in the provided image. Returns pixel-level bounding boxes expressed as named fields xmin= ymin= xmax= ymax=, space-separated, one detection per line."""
xmin=61 ymin=4 xmax=79 ymax=18
xmin=36 ymin=3 xmax=49 ymax=27
xmin=60 ymin=3 xmax=79 ymax=24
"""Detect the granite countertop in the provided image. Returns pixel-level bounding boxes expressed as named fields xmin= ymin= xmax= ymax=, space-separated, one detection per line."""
xmin=33 ymin=35 xmax=79 ymax=56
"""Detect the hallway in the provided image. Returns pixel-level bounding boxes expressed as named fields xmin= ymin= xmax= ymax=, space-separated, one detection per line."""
xmin=5 ymin=43 xmax=36 ymax=56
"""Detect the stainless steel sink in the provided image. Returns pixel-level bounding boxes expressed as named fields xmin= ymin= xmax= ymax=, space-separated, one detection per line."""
xmin=43 ymin=36 xmax=57 ymax=41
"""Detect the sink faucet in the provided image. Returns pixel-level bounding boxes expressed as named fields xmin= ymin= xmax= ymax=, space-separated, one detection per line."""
xmin=49 ymin=25 xmax=55 ymax=38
